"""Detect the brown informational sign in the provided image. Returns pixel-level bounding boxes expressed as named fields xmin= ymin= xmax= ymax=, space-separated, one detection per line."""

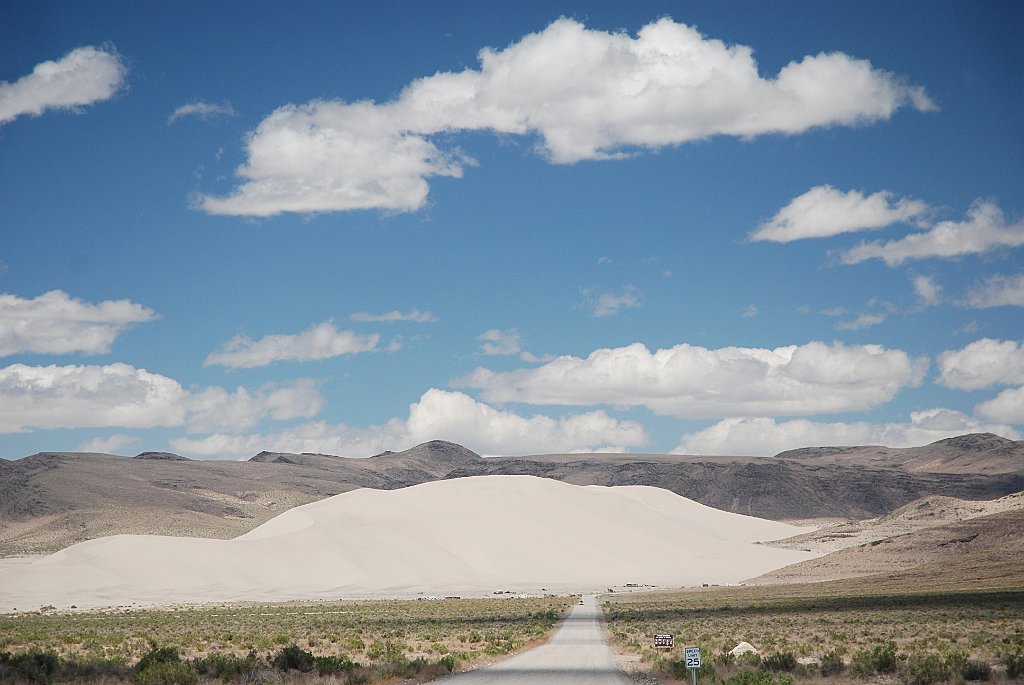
xmin=654 ymin=633 xmax=674 ymax=650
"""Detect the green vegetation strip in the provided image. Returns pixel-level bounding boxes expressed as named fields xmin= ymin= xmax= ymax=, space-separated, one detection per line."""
xmin=0 ymin=596 xmax=573 ymax=683
xmin=603 ymin=586 xmax=1024 ymax=685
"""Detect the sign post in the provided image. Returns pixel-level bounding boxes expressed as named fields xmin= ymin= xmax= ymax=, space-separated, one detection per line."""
xmin=653 ymin=633 xmax=674 ymax=650
xmin=685 ymin=646 xmax=701 ymax=685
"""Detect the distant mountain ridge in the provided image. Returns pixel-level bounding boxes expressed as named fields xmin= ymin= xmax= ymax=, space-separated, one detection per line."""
xmin=774 ymin=432 xmax=1022 ymax=474
xmin=0 ymin=435 xmax=1021 ymax=556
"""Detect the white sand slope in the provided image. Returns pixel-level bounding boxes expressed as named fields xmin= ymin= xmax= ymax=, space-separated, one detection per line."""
xmin=0 ymin=476 xmax=819 ymax=611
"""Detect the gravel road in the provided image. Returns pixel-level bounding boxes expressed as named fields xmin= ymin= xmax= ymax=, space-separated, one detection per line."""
xmin=442 ymin=595 xmax=629 ymax=684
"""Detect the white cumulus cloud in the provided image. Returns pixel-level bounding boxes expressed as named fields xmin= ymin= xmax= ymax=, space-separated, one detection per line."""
xmin=0 ymin=363 xmax=189 ymax=432
xmin=751 ymin=185 xmax=929 ymax=243
xmin=0 ymin=363 xmax=325 ymax=435
xmin=937 ymin=338 xmax=1024 ymax=390
xmin=0 ymin=45 xmax=127 ymax=125
xmin=974 ymin=386 xmax=1024 ymax=425
xmin=839 ymin=199 xmax=1024 ymax=266
xmin=172 ymin=387 xmax=649 ymax=458
xmin=674 ymin=409 xmax=1020 ymax=456
xmin=198 ymin=17 xmax=932 ymax=216
xmin=456 ymin=340 xmax=928 ymax=418
xmin=963 ymin=273 xmax=1024 ymax=308
xmin=205 ymin=321 xmax=380 ymax=368
xmin=0 ymin=290 xmax=156 ymax=356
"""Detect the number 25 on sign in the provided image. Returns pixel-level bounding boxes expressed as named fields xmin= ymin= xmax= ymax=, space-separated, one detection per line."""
xmin=685 ymin=646 xmax=702 ymax=685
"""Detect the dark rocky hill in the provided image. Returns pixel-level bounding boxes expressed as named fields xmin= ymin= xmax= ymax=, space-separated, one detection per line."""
xmin=445 ymin=453 xmax=1023 ymax=520
xmin=775 ymin=432 xmax=1024 ymax=474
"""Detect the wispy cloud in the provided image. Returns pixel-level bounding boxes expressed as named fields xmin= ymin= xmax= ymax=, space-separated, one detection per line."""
xmin=0 ymin=290 xmax=156 ymax=356
xmin=584 ymin=285 xmax=641 ymax=317
xmin=912 ymin=275 xmax=943 ymax=307
xmin=205 ymin=321 xmax=379 ymax=368
xmin=963 ymin=273 xmax=1024 ymax=308
xmin=839 ymin=199 xmax=1024 ymax=266
xmin=77 ymin=434 xmax=140 ymax=454
xmin=0 ymin=45 xmax=127 ymax=125
xmin=350 ymin=309 xmax=438 ymax=323
xmin=751 ymin=185 xmax=929 ymax=243
xmin=198 ymin=17 xmax=933 ymax=216
xmin=168 ymin=100 xmax=237 ymax=124
xmin=478 ymin=328 xmax=521 ymax=356
xmin=835 ymin=312 xmax=887 ymax=330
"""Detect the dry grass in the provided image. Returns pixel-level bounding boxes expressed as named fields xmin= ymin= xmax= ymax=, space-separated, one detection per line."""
xmin=0 ymin=595 xmax=573 ymax=669
xmin=603 ymin=572 xmax=1024 ymax=685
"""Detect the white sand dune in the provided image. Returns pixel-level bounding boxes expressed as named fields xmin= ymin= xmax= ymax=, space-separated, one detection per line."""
xmin=0 ymin=476 xmax=819 ymax=611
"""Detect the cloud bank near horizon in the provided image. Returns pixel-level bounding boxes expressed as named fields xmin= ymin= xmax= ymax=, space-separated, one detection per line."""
xmin=457 ymin=340 xmax=928 ymax=419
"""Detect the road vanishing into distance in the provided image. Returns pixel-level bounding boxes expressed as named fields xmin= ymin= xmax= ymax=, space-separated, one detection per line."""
xmin=443 ymin=596 xmax=628 ymax=684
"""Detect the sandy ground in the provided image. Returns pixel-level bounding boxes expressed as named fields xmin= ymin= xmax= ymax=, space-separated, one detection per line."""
xmin=0 ymin=475 xmax=819 ymax=613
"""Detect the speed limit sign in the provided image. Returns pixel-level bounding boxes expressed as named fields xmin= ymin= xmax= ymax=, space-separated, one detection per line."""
xmin=685 ymin=647 xmax=702 ymax=669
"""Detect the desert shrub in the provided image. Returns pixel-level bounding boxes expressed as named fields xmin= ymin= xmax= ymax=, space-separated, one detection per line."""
xmin=66 ymin=655 xmax=131 ymax=681
xmin=194 ymin=651 xmax=264 ymax=681
xmin=135 ymin=661 xmax=199 ymax=685
xmin=761 ymin=652 xmax=798 ymax=673
xmin=343 ymin=668 xmax=372 ymax=685
xmin=850 ymin=642 xmax=900 ymax=676
xmin=313 ymin=654 xmax=357 ymax=676
xmin=193 ymin=652 xmax=240 ymax=679
xmin=438 ymin=654 xmax=457 ymax=672
xmin=377 ymin=655 xmax=427 ymax=678
xmin=698 ymin=661 xmax=720 ymax=683
xmin=270 ymin=644 xmax=314 ymax=672
xmin=820 ymin=651 xmax=845 ymax=677
xmin=135 ymin=645 xmax=181 ymax=673
xmin=365 ymin=639 xmax=405 ymax=662
xmin=899 ymin=652 xmax=951 ymax=685
xmin=724 ymin=669 xmax=796 ymax=685
xmin=1005 ymin=653 xmax=1024 ymax=679
xmin=736 ymin=652 xmax=762 ymax=668
xmin=3 ymin=649 xmax=61 ymax=684
xmin=960 ymin=659 xmax=991 ymax=681
xmin=664 ymin=658 xmax=718 ymax=682
xmin=239 ymin=666 xmax=280 ymax=685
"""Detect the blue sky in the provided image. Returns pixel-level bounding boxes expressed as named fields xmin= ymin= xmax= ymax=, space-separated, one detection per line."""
xmin=1 ymin=0 xmax=1022 ymax=460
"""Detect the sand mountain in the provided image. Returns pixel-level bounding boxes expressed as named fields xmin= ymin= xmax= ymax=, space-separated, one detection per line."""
xmin=0 ymin=476 xmax=820 ymax=612
xmin=0 ymin=441 xmax=475 ymax=555
xmin=1 ymin=435 xmax=1022 ymax=556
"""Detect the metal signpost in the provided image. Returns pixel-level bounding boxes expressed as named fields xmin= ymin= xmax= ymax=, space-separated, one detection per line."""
xmin=685 ymin=646 xmax=702 ymax=685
